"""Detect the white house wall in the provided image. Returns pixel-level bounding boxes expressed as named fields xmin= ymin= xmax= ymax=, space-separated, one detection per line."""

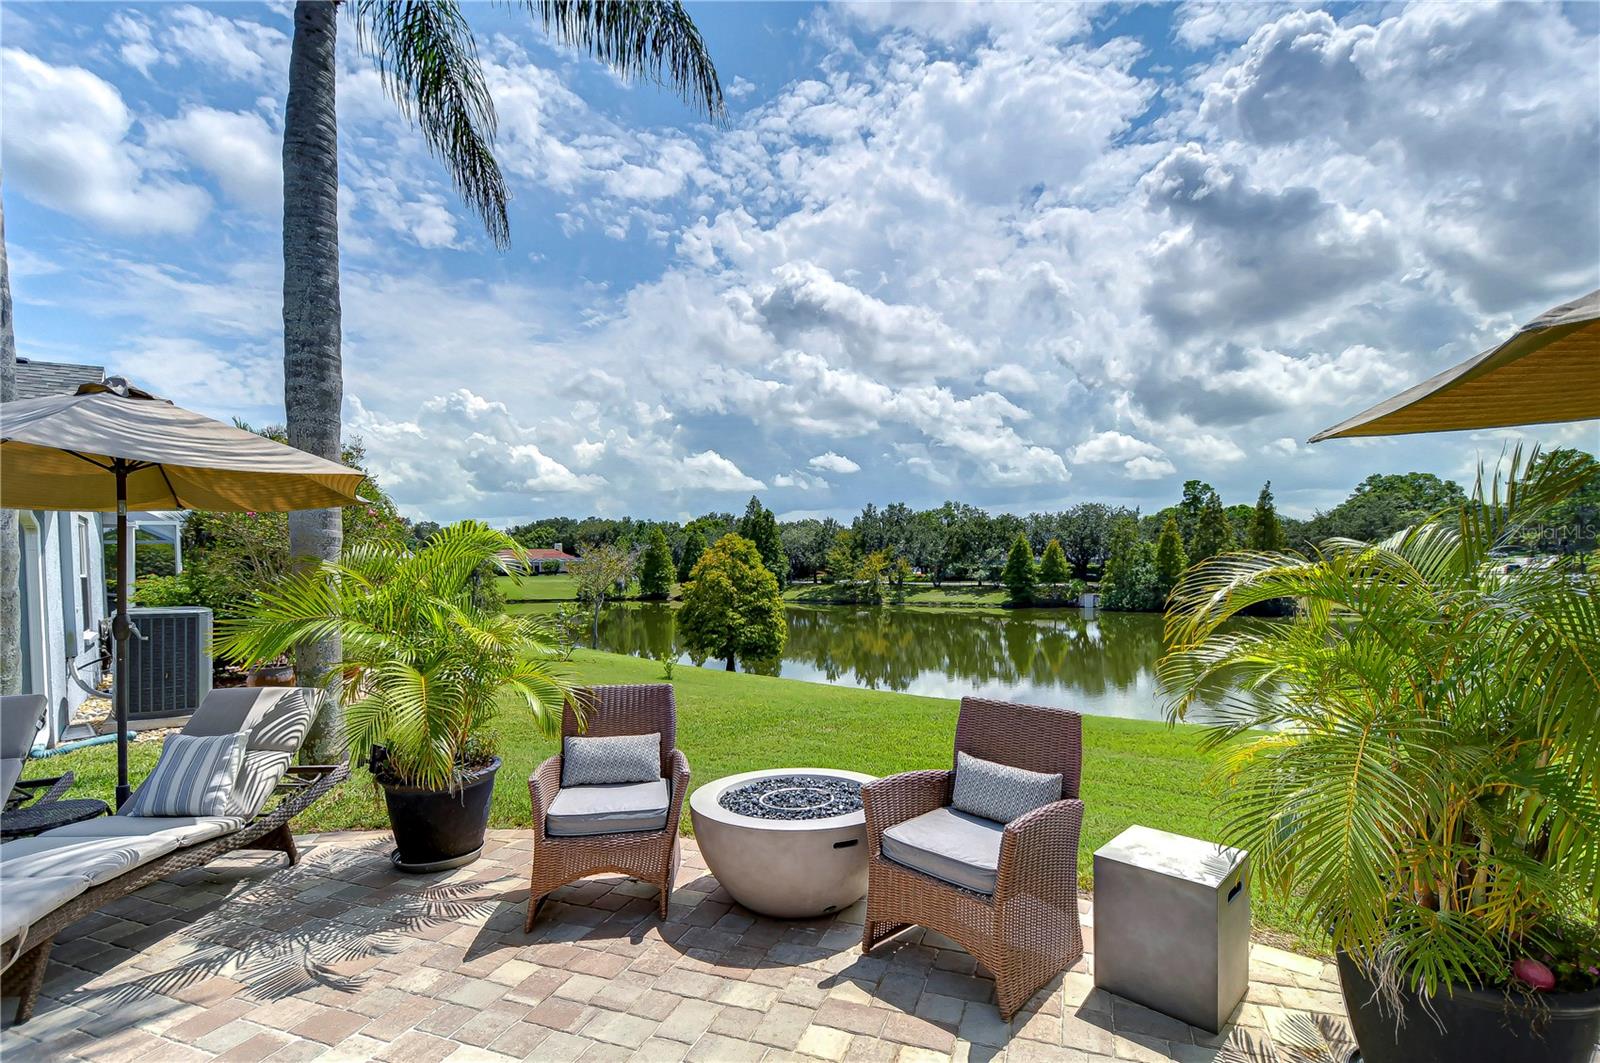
xmin=13 ymin=509 xmax=105 ymax=747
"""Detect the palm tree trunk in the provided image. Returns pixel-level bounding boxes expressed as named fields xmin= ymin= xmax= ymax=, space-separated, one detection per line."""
xmin=0 ymin=188 xmax=20 ymax=696
xmin=283 ymin=0 xmax=344 ymax=760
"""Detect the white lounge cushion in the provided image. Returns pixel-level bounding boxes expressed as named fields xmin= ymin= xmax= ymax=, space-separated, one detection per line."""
xmin=0 ymin=833 xmax=183 ymax=887
xmin=183 ymin=687 xmax=319 ymax=753
xmin=229 ymin=751 xmax=294 ymax=818
xmin=547 ymin=779 xmax=670 ymax=837
xmin=881 ymin=806 xmax=1005 ymax=895
xmin=46 ymin=814 xmax=244 ymax=848
xmin=0 ymin=875 xmax=90 ymax=946
xmin=181 ymin=688 xmax=321 ymax=816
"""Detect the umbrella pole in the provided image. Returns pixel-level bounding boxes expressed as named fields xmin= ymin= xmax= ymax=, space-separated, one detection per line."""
xmin=113 ymin=462 xmax=131 ymax=808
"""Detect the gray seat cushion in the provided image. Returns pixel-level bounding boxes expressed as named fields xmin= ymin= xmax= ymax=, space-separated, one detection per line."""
xmin=881 ymin=807 xmax=1005 ymax=895
xmin=182 ymin=687 xmax=320 ymax=753
xmin=0 ymin=832 xmax=184 ymax=887
xmin=0 ymin=695 xmax=46 ymax=761
xmin=1 ymin=693 xmax=47 ymax=803
xmin=547 ymin=779 xmax=670 ymax=838
xmin=229 ymin=751 xmax=294 ymax=818
xmin=0 ymin=759 xmax=22 ymax=805
xmin=0 ymin=875 xmax=89 ymax=946
xmin=47 ymin=814 xmax=244 ymax=848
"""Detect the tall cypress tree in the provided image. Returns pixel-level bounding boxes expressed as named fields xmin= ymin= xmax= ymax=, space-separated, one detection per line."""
xmin=638 ymin=526 xmax=675 ymax=600
xmin=1155 ymin=515 xmax=1188 ymax=593
xmin=677 ymin=527 xmax=707 ymax=582
xmin=1249 ymin=481 xmax=1288 ymax=552
xmin=1001 ymin=533 xmax=1037 ymax=606
xmin=737 ymin=496 xmax=788 ymax=588
xmin=1038 ymin=538 xmax=1070 ymax=596
xmin=1191 ymin=492 xmax=1235 ymax=562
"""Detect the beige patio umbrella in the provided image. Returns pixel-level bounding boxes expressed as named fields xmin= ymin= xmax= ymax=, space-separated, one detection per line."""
xmin=0 ymin=379 xmax=364 ymax=805
xmin=1309 ymin=289 xmax=1600 ymax=442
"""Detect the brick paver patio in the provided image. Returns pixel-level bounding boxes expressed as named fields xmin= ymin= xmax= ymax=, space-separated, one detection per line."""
xmin=1 ymin=830 xmax=1356 ymax=1061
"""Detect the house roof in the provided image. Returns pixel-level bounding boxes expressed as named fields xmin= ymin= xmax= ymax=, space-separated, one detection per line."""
xmin=13 ymin=358 xmax=106 ymax=400
xmin=522 ymin=548 xmax=578 ymax=561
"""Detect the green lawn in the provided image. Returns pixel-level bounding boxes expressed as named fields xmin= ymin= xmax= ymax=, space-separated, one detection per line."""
xmin=497 ymin=573 xmax=582 ymax=601
xmin=35 ymin=648 xmax=1314 ymax=950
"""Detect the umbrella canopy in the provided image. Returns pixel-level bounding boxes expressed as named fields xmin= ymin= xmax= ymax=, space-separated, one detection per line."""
xmin=0 ymin=381 xmax=363 ymax=510
xmin=1308 ymin=290 xmax=1600 ymax=442
xmin=1 ymin=379 xmax=364 ymax=807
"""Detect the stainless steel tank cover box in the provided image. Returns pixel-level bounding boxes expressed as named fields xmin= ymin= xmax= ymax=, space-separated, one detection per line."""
xmin=1093 ymin=825 xmax=1250 ymax=1034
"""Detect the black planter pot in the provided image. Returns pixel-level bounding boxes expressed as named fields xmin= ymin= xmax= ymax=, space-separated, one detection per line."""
xmin=1338 ymin=951 xmax=1600 ymax=1063
xmin=381 ymin=757 xmax=501 ymax=873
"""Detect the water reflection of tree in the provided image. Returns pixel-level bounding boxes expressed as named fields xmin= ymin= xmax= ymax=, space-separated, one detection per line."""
xmin=595 ymin=603 xmax=1184 ymax=697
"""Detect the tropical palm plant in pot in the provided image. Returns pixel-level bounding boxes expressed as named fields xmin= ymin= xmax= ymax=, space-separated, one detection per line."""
xmin=218 ymin=521 xmax=576 ymax=871
xmin=1160 ymin=447 xmax=1600 ymax=1063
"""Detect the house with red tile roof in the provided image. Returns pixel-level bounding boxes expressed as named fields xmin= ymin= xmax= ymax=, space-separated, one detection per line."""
xmin=498 ymin=545 xmax=579 ymax=573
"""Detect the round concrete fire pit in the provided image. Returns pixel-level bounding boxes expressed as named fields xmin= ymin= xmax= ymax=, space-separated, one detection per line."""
xmin=689 ymin=768 xmax=875 ymax=919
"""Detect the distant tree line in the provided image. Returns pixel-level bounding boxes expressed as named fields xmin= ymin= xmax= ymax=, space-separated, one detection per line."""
xmin=499 ymin=450 xmax=1597 ymax=613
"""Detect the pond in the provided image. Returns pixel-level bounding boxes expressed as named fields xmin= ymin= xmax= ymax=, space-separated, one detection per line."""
xmin=588 ymin=603 xmax=1233 ymax=723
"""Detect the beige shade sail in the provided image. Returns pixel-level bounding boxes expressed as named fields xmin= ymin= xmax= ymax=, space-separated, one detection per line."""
xmin=0 ymin=381 xmax=364 ymax=512
xmin=1309 ymin=289 xmax=1600 ymax=442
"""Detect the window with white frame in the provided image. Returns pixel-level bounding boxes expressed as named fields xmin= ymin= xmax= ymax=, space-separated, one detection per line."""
xmin=77 ymin=517 xmax=95 ymax=637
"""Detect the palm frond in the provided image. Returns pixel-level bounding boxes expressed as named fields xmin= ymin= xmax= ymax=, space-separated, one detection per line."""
xmin=1160 ymin=447 xmax=1600 ymax=992
xmin=518 ymin=0 xmax=724 ymax=120
xmin=225 ymin=520 xmax=579 ymax=790
xmin=352 ymin=0 xmax=510 ymax=247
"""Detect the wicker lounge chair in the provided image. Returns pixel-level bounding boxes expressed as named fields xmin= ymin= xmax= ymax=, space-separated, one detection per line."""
xmin=861 ymin=696 xmax=1085 ymax=1019
xmin=2 ymin=694 xmax=77 ymax=809
xmin=0 ymin=687 xmax=348 ymax=1024
xmin=526 ymin=684 xmax=690 ymax=927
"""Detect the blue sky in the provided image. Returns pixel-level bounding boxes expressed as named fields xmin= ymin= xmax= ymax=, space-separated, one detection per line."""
xmin=3 ymin=1 xmax=1596 ymax=525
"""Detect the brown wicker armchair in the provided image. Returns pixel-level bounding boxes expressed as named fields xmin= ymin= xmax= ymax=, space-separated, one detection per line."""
xmin=526 ymin=684 xmax=690 ymax=927
xmin=861 ymin=696 xmax=1084 ymax=1019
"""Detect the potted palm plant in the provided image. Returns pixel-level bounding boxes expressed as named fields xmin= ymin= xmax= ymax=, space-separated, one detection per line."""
xmin=218 ymin=521 xmax=575 ymax=871
xmin=1160 ymin=447 xmax=1600 ymax=1063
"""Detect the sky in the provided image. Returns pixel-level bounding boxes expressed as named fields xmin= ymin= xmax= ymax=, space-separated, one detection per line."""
xmin=3 ymin=1 xmax=1597 ymax=526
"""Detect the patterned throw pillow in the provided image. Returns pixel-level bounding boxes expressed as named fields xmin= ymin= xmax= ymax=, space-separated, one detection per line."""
xmin=563 ymin=733 xmax=661 ymax=786
xmin=122 ymin=732 xmax=250 ymax=818
xmin=951 ymin=751 xmax=1062 ymax=825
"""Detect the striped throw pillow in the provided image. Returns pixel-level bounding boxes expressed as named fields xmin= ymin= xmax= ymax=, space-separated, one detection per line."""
xmin=122 ymin=732 xmax=250 ymax=817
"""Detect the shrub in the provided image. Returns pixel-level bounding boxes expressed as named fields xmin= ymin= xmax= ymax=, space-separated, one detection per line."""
xmin=130 ymin=573 xmax=197 ymax=607
xmin=1162 ymin=447 xmax=1600 ymax=998
xmin=217 ymin=522 xmax=575 ymax=791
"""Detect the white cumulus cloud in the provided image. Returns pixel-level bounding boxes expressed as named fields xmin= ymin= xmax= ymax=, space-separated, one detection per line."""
xmin=808 ymin=451 xmax=861 ymax=475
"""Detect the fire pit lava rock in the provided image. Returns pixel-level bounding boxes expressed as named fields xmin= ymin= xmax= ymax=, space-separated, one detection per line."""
xmin=689 ymin=768 xmax=875 ymax=919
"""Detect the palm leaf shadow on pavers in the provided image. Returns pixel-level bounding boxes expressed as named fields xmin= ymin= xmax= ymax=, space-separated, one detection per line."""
xmin=36 ymin=837 xmax=515 ymax=1022
xmin=1252 ymin=1009 xmax=1355 ymax=1063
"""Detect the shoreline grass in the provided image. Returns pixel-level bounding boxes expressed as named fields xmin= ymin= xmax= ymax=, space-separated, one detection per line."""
xmin=37 ymin=647 xmax=1316 ymax=951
